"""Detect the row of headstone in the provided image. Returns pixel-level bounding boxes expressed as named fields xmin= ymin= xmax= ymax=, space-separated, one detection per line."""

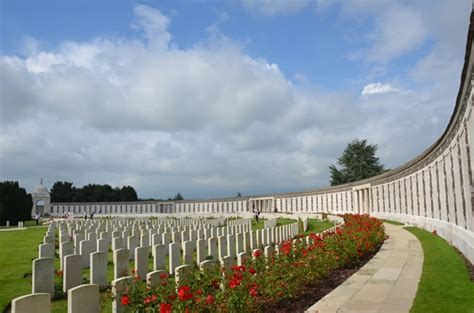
xmin=30 ymin=217 xmax=302 ymax=303
xmin=227 ymin=217 xmax=252 ymax=227
xmin=22 ymin=216 xmax=341 ymax=313
xmin=12 ymin=284 xmax=100 ymax=313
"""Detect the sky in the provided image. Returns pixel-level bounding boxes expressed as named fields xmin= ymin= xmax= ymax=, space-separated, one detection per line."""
xmin=0 ymin=0 xmax=471 ymax=200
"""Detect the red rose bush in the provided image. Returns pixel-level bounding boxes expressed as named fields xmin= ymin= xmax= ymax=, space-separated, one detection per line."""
xmin=116 ymin=214 xmax=385 ymax=312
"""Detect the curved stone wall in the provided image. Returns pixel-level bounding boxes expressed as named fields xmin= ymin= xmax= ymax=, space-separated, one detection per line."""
xmin=50 ymin=12 xmax=474 ymax=263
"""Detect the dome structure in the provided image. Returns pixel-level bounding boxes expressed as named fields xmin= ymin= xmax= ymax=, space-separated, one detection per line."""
xmin=31 ymin=178 xmax=51 ymax=217
xmin=33 ymin=184 xmax=49 ymax=195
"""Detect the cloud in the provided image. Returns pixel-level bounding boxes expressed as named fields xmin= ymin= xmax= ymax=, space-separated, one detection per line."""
xmin=133 ymin=4 xmax=172 ymax=50
xmin=0 ymin=3 xmax=469 ymax=199
xmin=367 ymin=5 xmax=427 ymax=63
xmin=241 ymin=0 xmax=310 ymax=16
xmin=361 ymin=82 xmax=399 ymax=96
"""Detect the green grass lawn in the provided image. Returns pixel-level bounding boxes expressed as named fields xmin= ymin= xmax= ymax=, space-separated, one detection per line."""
xmin=0 ymin=225 xmax=47 ymax=310
xmin=382 ymin=219 xmax=405 ymax=226
xmin=405 ymin=227 xmax=474 ymax=313
xmin=303 ymin=219 xmax=334 ymax=235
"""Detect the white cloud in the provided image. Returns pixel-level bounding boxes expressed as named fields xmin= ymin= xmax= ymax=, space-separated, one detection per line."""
xmin=361 ymin=82 xmax=399 ymax=96
xmin=25 ymin=52 xmax=64 ymax=73
xmin=133 ymin=4 xmax=172 ymax=50
xmin=367 ymin=5 xmax=427 ymax=63
xmin=242 ymin=0 xmax=310 ymax=16
xmin=0 ymin=3 xmax=469 ymax=199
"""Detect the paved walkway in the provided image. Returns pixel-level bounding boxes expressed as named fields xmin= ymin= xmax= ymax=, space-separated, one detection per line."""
xmin=306 ymin=223 xmax=423 ymax=313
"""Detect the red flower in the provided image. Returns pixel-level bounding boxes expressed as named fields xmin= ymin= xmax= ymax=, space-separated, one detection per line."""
xmin=144 ymin=297 xmax=151 ymax=305
xmin=248 ymin=267 xmax=256 ymax=275
xmin=196 ymin=289 xmax=203 ymax=295
xmin=206 ymin=294 xmax=214 ymax=305
xmin=168 ymin=294 xmax=177 ymax=301
xmin=280 ymin=241 xmax=292 ymax=255
xmin=121 ymin=295 xmax=130 ymax=306
xmin=160 ymin=272 xmax=168 ymax=279
xmin=178 ymin=285 xmax=193 ymax=301
xmin=160 ymin=303 xmax=172 ymax=313
xmin=253 ymin=250 xmax=262 ymax=258
xmin=151 ymin=294 xmax=158 ymax=302
xmin=249 ymin=287 xmax=257 ymax=297
xmin=229 ymin=278 xmax=241 ymax=289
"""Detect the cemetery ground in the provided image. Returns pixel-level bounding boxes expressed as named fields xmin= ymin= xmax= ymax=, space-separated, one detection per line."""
xmin=2 ymin=217 xmax=472 ymax=312
xmin=0 ymin=217 xmax=332 ymax=312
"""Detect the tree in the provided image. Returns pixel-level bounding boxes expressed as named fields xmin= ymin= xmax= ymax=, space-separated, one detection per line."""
xmin=174 ymin=193 xmax=184 ymax=200
xmin=329 ymin=138 xmax=386 ymax=186
xmin=119 ymin=186 xmax=138 ymax=201
xmin=236 ymin=192 xmax=242 ymax=197
xmin=50 ymin=181 xmax=76 ymax=202
xmin=51 ymin=182 xmax=139 ymax=202
xmin=0 ymin=181 xmax=32 ymax=224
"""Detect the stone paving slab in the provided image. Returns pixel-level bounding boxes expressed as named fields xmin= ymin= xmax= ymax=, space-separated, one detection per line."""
xmin=306 ymin=223 xmax=423 ymax=313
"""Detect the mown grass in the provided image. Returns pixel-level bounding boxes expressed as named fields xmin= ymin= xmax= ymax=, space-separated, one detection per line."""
xmin=405 ymin=227 xmax=474 ymax=313
xmin=303 ymin=219 xmax=334 ymax=235
xmin=382 ymin=219 xmax=405 ymax=226
xmin=0 ymin=225 xmax=47 ymax=310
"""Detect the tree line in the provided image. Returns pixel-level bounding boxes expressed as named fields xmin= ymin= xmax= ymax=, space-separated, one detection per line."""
xmin=51 ymin=182 xmax=185 ymax=203
xmin=51 ymin=182 xmax=138 ymax=203
xmin=0 ymin=181 xmax=32 ymax=224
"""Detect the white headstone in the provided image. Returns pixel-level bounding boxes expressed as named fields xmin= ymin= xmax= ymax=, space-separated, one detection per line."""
xmin=90 ymin=251 xmax=108 ymax=289
xmin=112 ymin=276 xmax=132 ymax=313
xmin=11 ymin=293 xmax=50 ymax=313
xmin=152 ymin=244 xmax=166 ymax=271
xmin=113 ymin=248 xmax=129 ymax=280
xmin=169 ymin=242 xmax=180 ymax=275
xmin=63 ymin=255 xmax=83 ymax=292
xmin=68 ymin=284 xmax=100 ymax=313
xmin=134 ymin=246 xmax=148 ymax=281
xmin=39 ymin=243 xmax=55 ymax=259
xmin=32 ymin=258 xmax=54 ymax=295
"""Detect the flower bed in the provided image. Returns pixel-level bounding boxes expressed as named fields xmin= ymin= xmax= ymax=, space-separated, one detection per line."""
xmin=117 ymin=214 xmax=386 ymax=312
